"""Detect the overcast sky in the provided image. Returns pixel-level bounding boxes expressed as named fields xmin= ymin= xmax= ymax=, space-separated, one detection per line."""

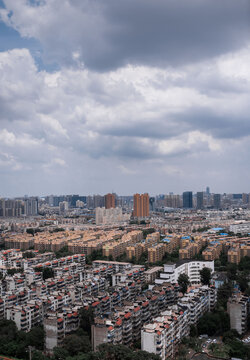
xmin=0 ymin=0 xmax=250 ymax=197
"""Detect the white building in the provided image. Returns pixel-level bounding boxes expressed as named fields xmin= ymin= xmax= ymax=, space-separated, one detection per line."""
xmin=59 ymin=201 xmax=69 ymax=215
xmin=229 ymin=222 xmax=250 ymax=234
xmin=95 ymin=207 xmax=130 ymax=225
xmin=141 ymin=306 xmax=189 ymax=359
xmin=24 ymin=197 xmax=38 ymax=216
xmin=76 ymin=200 xmax=84 ymax=208
xmin=141 ymin=286 xmax=217 ymax=359
xmin=155 ymin=260 xmax=214 ymax=285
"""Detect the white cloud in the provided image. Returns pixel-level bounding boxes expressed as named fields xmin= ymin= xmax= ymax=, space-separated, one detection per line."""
xmin=40 ymin=114 xmax=68 ymax=138
xmin=0 ymin=44 xmax=250 ymax=194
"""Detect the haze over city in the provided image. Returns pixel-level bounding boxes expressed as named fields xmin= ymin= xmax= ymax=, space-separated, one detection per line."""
xmin=0 ymin=0 xmax=250 ymax=197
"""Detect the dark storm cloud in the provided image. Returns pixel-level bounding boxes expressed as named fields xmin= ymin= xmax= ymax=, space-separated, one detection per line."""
xmin=176 ymin=109 xmax=250 ymax=140
xmin=1 ymin=0 xmax=250 ymax=71
xmin=93 ymin=0 xmax=250 ymax=71
xmin=98 ymin=117 xmax=190 ymax=139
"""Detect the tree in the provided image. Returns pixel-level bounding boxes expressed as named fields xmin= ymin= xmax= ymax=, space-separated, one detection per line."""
xmin=42 ymin=267 xmax=54 ymax=280
xmin=200 ymin=267 xmax=211 ymax=285
xmin=142 ymin=228 xmax=155 ymax=239
xmin=0 ymin=319 xmax=18 ymax=341
xmin=227 ymin=338 xmax=250 ymax=359
xmin=236 ymin=273 xmax=249 ymax=293
xmin=7 ymin=268 xmax=22 ymax=275
xmin=189 ymin=324 xmax=197 ymax=337
xmin=178 ymin=273 xmax=190 ymax=294
xmin=226 ymin=263 xmax=237 ymax=281
xmin=79 ymin=307 xmax=94 ymax=338
xmin=96 ymin=343 xmax=160 ymax=360
xmin=31 ymin=350 xmax=48 ymax=360
xmin=238 ymin=256 xmax=250 ymax=271
xmin=25 ymin=326 xmax=45 ymax=350
xmin=55 ymin=246 xmax=73 ymax=259
xmin=23 ymin=251 xmax=35 ymax=258
xmin=62 ymin=334 xmax=91 ymax=356
xmin=197 ymin=310 xmax=230 ymax=336
xmin=222 ymin=329 xmax=240 ymax=343
xmin=27 ymin=228 xmax=35 ymax=236
xmin=53 ymin=347 xmax=69 ymax=360
xmin=217 ymin=281 xmax=233 ymax=309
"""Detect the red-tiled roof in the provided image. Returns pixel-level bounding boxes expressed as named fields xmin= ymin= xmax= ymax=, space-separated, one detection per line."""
xmin=134 ymin=306 xmax=140 ymax=313
xmin=124 ymin=312 xmax=132 ymax=319
xmin=116 ymin=318 xmax=122 ymax=326
xmin=92 ymin=301 xmax=100 ymax=307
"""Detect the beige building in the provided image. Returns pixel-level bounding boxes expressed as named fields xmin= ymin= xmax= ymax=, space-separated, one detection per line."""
xmin=133 ymin=193 xmax=149 ymax=218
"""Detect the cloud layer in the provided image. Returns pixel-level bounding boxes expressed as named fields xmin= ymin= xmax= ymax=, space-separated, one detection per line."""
xmin=0 ymin=0 xmax=250 ymax=196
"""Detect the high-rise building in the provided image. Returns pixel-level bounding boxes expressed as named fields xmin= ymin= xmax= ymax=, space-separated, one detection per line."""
xmin=93 ymin=195 xmax=104 ymax=208
xmin=24 ymin=197 xmax=38 ymax=216
xmin=149 ymin=197 xmax=155 ymax=212
xmin=164 ymin=195 xmax=182 ymax=208
xmin=133 ymin=193 xmax=149 ymax=218
xmin=196 ymin=192 xmax=204 ymax=209
xmin=0 ymin=199 xmax=5 ymax=217
xmin=104 ymin=193 xmax=115 ymax=209
xmin=59 ymin=201 xmax=69 ymax=215
xmin=95 ymin=207 xmax=130 ymax=225
xmin=242 ymin=193 xmax=249 ymax=205
xmin=213 ymin=194 xmax=221 ymax=209
xmin=206 ymin=186 xmax=210 ymax=195
xmin=183 ymin=192 xmax=193 ymax=209
xmin=3 ymin=200 xmax=24 ymax=217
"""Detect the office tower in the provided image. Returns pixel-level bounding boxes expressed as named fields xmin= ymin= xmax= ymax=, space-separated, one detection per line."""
xmin=0 ymin=199 xmax=5 ymax=217
xmin=104 ymin=193 xmax=115 ymax=209
xmin=86 ymin=196 xmax=94 ymax=209
xmin=233 ymin=194 xmax=242 ymax=200
xmin=93 ymin=195 xmax=104 ymax=208
xmin=133 ymin=193 xmax=149 ymax=218
xmin=196 ymin=192 xmax=204 ymax=209
xmin=48 ymin=195 xmax=54 ymax=206
xmin=71 ymin=195 xmax=80 ymax=207
xmin=79 ymin=196 xmax=87 ymax=203
xmin=213 ymin=194 xmax=221 ymax=209
xmin=24 ymin=197 xmax=38 ymax=216
xmin=59 ymin=201 xmax=69 ymax=215
xmin=53 ymin=196 xmax=64 ymax=207
xmin=149 ymin=197 xmax=155 ymax=211
xmin=206 ymin=186 xmax=210 ymax=195
xmin=183 ymin=191 xmax=193 ymax=208
xmin=242 ymin=193 xmax=249 ymax=205
xmin=164 ymin=194 xmax=181 ymax=208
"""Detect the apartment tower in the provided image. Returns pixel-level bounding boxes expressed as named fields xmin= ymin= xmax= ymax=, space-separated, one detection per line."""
xmin=104 ymin=193 xmax=115 ymax=209
xmin=133 ymin=193 xmax=149 ymax=218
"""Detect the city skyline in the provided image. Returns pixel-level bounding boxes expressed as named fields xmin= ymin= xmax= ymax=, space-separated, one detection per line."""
xmin=1 ymin=187 xmax=250 ymax=199
xmin=0 ymin=1 xmax=250 ymax=196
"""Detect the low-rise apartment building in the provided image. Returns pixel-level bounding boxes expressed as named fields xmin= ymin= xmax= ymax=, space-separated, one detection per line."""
xmin=141 ymin=285 xmax=217 ymax=359
xmin=155 ymin=260 xmax=214 ymax=285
